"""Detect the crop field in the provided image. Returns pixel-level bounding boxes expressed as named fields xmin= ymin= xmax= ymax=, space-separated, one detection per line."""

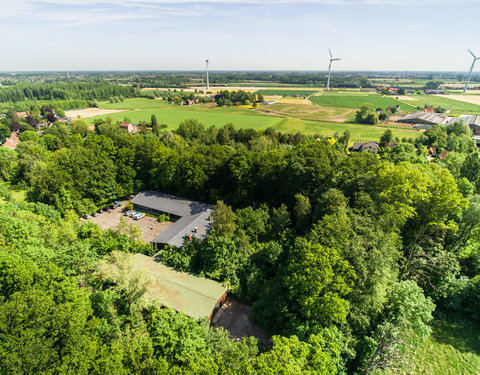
xmin=405 ymin=94 xmax=480 ymax=113
xmin=310 ymin=93 xmax=418 ymax=111
xmin=88 ymin=98 xmax=421 ymax=141
xmin=254 ymin=89 xmax=321 ymax=96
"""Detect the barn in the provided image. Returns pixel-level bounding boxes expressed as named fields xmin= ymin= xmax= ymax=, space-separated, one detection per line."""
xmin=131 ymin=253 xmax=227 ymax=321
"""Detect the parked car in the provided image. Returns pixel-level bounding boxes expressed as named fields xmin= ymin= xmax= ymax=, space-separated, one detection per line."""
xmin=83 ymin=214 xmax=91 ymax=219
xmin=134 ymin=213 xmax=145 ymax=220
xmin=125 ymin=210 xmax=134 ymax=216
xmin=92 ymin=212 xmax=98 ymax=217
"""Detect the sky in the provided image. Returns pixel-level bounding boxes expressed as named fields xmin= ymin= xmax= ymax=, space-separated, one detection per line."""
xmin=1 ymin=0 xmax=480 ymax=71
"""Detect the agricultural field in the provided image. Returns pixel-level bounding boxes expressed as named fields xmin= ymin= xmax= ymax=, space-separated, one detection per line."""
xmin=310 ymin=93 xmax=418 ymax=111
xmin=89 ymin=100 xmax=280 ymax=130
xmin=401 ymin=312 xmax=480 ymax=375
xmin=405 ymin=94 xmax=480 ymax=114
xmin=87 ymin=98 xmax=421 ymax=141
xmin=254 ymin=89 xmax=321 ymax=96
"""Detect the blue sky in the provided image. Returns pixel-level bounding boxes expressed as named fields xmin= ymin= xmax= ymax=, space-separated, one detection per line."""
xmin=1 ymin=0 xmax=480 ymax=71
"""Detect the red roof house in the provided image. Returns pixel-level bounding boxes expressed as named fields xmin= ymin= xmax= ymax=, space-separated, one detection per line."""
xmin=2 ymin=132 xmax=20 ymax=150
xmin=120 ymin=122 xmax=139 ymax=134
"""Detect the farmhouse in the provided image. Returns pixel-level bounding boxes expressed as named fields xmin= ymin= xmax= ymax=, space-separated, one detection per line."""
xmin=131 ymin=191 xmax=213 ymax=247
xmin=1 ymin=132 xmax=20 ymax=150
xmin=120 ymin=122 xmax=139 ymax=133
xmin=351 ymin=141 xmax=379 ymax=153
xmin=131 ymin=253 xmax=227 ymax=320
xmin=398 ymin=111 xmax=451 ymax=126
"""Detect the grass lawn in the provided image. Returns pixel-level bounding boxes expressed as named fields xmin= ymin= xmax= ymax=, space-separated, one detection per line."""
xmin=90 ymin=98 xmax=420 ymax=141
xmin=401 ymin=311 xmax=480 ymax=375
xmin=404 ymin=94 xmax=480 ymax=114
xmin=0 ymin=182 xmax=27 ymax=204
xmin=310 ymin=93 xmax=417 ymax=111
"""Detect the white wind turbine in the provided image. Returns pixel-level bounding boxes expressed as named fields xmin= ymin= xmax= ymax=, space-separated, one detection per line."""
xmin=463 ymin=49 xmax=480 ymax=93
xmin=205 ymin=54 xmax=210 ymax=90
xmin=326 ymin=49 xmax=341 ymax=92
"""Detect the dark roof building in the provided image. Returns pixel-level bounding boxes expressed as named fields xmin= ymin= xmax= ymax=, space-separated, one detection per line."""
xmin=131 ymin=191 xmax=213 ymax=247
xmin=351 ymin=141 xmax=380 ymax=153
xmin=131 ymin=253 xmax=227 ymax=320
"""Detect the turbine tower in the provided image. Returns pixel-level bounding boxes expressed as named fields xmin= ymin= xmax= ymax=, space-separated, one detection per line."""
xmin=463 ymin=49 xmax=480 ymax=93
xmin=326 ymin=49 xmax=341 ymax=92
xmin=205 ymin=55 xmax=210 ymax=90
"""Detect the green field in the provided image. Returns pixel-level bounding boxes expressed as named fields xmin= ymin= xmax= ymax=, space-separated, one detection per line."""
xmin=87 ymin=98 xmax=420 ymax=141
xmin=254 ymin=89 xmax=321 ymax=96
xmin=310 ymin=93 xmax=417 ymax=111
xmin=404 ymin=94 xmax=480 ymax=114
xmin=402 ymin=311 xmax=480 ymax=375
xmin=90 ymin=100 xmax=281 ymax=129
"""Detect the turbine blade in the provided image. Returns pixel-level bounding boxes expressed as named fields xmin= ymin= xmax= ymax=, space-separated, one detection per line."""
xmin=468 ymin=49 xmax=477 ymax=59
xmin=329 ymin=49 xmax=332 ymax=58
xmin=332 ymin=58 xmax=341 ymax=61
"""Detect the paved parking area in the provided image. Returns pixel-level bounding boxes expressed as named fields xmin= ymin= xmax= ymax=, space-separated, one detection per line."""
xmin=86 ymin=203 xmax=172 ymax=243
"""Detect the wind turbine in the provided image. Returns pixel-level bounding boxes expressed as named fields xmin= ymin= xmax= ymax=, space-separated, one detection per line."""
xmin=326 ymin=49 xmax=341 ymax=91
xmin=463 ymin=49 xmax=480 ymax=93
xmin=205 ymin=54 xmax=210 ymax=90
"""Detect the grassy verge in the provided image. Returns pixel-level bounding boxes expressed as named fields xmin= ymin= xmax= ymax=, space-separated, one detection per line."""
xmin=401 ymin=311 xmax=480 ymax=374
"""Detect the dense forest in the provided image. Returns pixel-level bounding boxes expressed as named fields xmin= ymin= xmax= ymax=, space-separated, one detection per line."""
xmin=0 ymin=105 xmax=479 ymax=374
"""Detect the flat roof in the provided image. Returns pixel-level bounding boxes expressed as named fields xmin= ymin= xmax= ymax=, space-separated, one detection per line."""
xmin=131 ymin=253 xmax=227 ymax=319
xmin=131 ymin=191 xmax=212 ymax=217
xmin=131 ymin=191 xmax=213 ymax=247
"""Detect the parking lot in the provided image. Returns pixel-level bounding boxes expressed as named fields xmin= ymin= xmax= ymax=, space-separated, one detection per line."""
xmin=86 ymin=202 xmax=173 ymax=243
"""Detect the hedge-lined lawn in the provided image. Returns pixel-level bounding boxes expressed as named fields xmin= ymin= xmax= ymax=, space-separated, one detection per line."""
xmin=310 ymin=93 xmax=417 ymax=111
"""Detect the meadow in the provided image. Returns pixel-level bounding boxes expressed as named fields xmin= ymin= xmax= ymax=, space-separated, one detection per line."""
xmin=88 ymin=98 xmax=421 ymax=141
xmin=310 ymin=93 xmax=418 ymax=111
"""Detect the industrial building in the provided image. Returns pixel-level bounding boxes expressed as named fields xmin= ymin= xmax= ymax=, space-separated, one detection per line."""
xmin=131 ymin=253 xmax=227 ymax=320
xmin=398 ymin=111 xmax=452 ymax=126
xmin=131 ymin=191 xmax=213 ymax=247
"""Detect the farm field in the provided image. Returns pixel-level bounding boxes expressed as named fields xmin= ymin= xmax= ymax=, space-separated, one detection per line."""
xmin=435 ymin=94 xmax=480 ymax=106
xmin=255 ymin=102 xmax=356 ymax=122
xmin=405 ymin=94 xmax=480 ymax=113
xmin=310 ymin=93 xmax=418 ymax=111
xmin=254 ymin=89 xmax=321 ymax=96
xmin=401 ymin=311 xmax=480 ymax=375
xmin=88 ymin=98 xmax=421 ymax=141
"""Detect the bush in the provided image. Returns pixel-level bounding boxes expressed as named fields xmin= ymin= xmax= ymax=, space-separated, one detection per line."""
xmin=157 ymin=213 xmax=170 ymax=223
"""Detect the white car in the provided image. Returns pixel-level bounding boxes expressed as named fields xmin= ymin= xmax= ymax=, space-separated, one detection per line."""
xmin=134 ymin=213 xmax=145 ymax=220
